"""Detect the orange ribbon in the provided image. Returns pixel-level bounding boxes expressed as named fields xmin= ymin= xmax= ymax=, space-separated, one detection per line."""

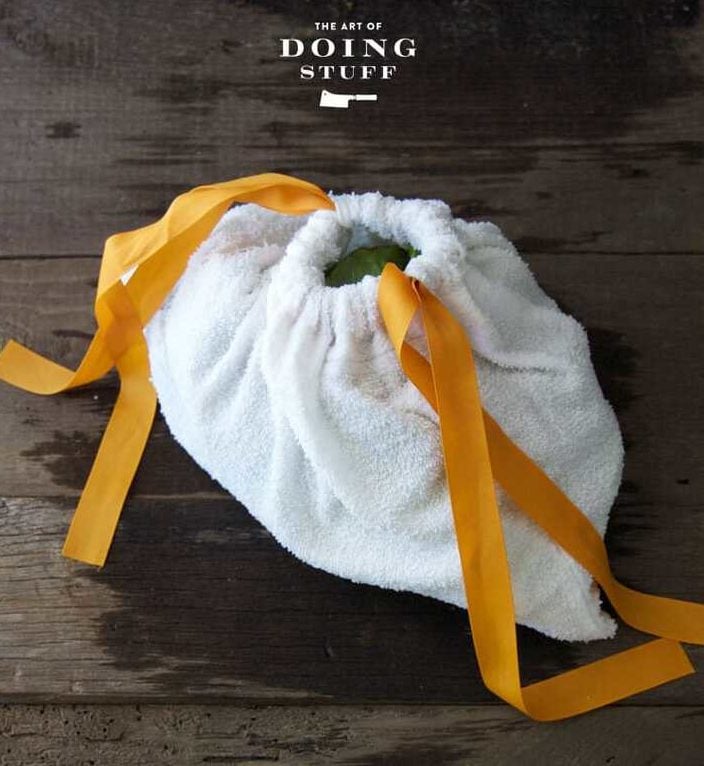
xmin=0 ymin=173 xmax=335 ymax=565
xmin=1 ymin=173 xmax=702 ymax=719
xmin=378 ymin=263 xmax=704 ymax=720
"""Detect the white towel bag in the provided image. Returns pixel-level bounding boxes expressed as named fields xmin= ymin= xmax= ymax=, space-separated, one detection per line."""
xmin=144 ymin=191 xmax=624 ymax=642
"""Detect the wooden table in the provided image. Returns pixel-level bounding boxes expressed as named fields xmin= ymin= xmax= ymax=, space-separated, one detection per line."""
xmin=1 ymin=1 xmax=703 ymax=762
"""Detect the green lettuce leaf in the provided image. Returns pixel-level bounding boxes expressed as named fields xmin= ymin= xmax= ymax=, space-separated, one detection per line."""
xmin=324 ymin=244 xmax=419 ymax=287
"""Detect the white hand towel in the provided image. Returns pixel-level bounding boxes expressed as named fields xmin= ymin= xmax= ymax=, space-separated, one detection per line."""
xmin=144 ymin=191 xmax=623 ymax=642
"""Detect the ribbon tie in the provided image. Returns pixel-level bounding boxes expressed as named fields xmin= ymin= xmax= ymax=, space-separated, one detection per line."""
xmin=377 ymin=264 xmax=704 ymax=720
xmin=0 ymin=173 xmax=335 ymax=565
xmin=1 ymin=173 xmax=702 ymax=720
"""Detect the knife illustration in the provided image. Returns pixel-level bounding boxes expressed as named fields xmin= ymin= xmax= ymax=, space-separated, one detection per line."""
xmin=319 ymin=89 xmax=378 ymax=108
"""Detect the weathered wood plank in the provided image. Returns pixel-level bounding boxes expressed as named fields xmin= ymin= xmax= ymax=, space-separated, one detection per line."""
xmin=1 ymin=253 xmax=702 ymax=506
xmin=2 ymin=0 xmax=704 ymax=728
xmin=0 ymin=494 xmax=701 ymax=704
xmin=1 ymin=703 xmax=704 ymax=766
xmin=2 ymin=143 xmax=703 ymax=258
xmin=0 ymin=1 xmax=702 ymax=256
xmin=1 ymin=251 xmax=702 ymax=702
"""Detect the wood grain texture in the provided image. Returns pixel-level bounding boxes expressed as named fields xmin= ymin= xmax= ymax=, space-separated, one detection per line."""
xmin=0 ymin=495 xmax=702 ymax=704
xmin=0 ymin=0 xmax=702 ymax=256
xmin=1 ymin=0 xmax=704 ymax=755
xmin=0 ymin=251 xmax=702 ymax=703
xmin=1 ymin=703 xmax=704 ymax=765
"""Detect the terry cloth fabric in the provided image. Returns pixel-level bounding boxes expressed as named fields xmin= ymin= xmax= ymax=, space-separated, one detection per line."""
xmin=143 ymin=191 xmax=624 ymax=642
